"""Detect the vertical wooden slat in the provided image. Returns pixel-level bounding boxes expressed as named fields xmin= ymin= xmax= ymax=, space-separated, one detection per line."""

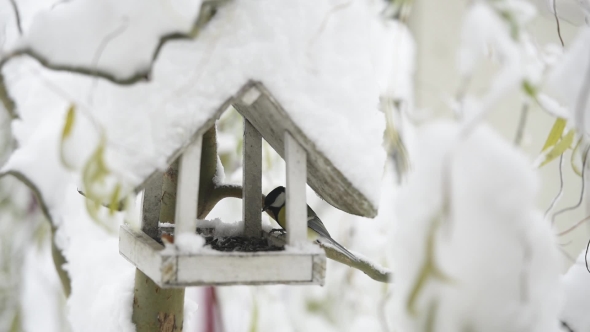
xmin=285 ymin=132 xmax=307 ymax=245
xmin=141 ymin=171 xmax=164 ymax=240
xmin=243 ymin=119 xmax=262 ymax=237
xmin=175 ymin=135 xmax=202 ymax=236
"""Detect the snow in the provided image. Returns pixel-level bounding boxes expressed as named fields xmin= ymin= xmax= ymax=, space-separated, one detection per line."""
xmin=392 ymin=121 xmax=561 ymax=332
xmin=319 ymin=240 xmax=392 ymax=276
xmin=1 ymin=0 xmax=402 ymax=209
xmin=19 ymin=230 xmax=66 ymax=332
xmin=537 ymin=93 xmax=571 ymax=119
xmin=197 ymin=217 xmax=276 ymax=238
xmin=0 ymin=4 xmax=406 ymax=326
xmin=547 ymin=28 xmax=590 ymax=136
xmin=560 ymin=249 xmax=590 ymax=331
xmin=12 ymin=0 xmax=202 ymax=80
xmin=0 ymin=106 xmax=136 ymax=331
xmin=197 ymin=218 xmax=242 ymax=238
xmin=58 ymin=188 xmax=136 ymax=332
xmin=175 ymin=233 xmax=205 ymax=254
xmin=458 ymin=1 xmax=540 ymax=116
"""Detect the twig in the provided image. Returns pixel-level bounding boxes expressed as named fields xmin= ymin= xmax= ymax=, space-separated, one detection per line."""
xmin=545 ymin=154 xmax=564 ymax=220
xmin=551 ymin=146 xmax=590 ymax=224
xmin=378 ymin=290 xmax=392 ymax=332
xmin=8 ymin=0 xmax=22 ymax=35
xmin=552 ymin=0 xmax=565 ymax=47
xmin=558 ymin=215 xmax=590 ymax=236
xmin=0 ymin=0 xmax=224 ymax=86
xmin=0 ymin=170 xmax=72 ymax=296
xmin=561 ymin=321 xmax=574 ymax=332
xmin=559 ymin=246 xmax=577 ymax=263
xmin=576 ymin=47 xmax=590 ymax=137
xmin=87 ymin=17 xmax=129 ymax=105
xmin=514 ymin=103 xmax=529 ymax=146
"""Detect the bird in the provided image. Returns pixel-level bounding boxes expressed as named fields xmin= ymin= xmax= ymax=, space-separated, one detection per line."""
xmin=262 ymin=186 xmax=358 ymax=262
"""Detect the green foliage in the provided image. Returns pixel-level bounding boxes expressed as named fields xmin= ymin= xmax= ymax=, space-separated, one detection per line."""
xmin=81 ymin=138 xmax=123 ymax=233
xmin=522 ymin=80 xmax=537 ymax=99
xmin=59 ymin=104 xmax=77 ymax=169
xmin=540 ymin=129 xmax=574 ymax=167
xmin=541 ymin=118 xmax=567 ymax=152
xmin=59 ymin=104 xmax=127 ymax=231
xmin=425 ymin=300 xmax=438 ymax=332
xmin=497 ymin=9 xmax=520 ymax=40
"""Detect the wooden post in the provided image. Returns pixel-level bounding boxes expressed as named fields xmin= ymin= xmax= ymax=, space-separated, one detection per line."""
xmin=133 ymin=162 xmax=185 ymax=332
xmin=285 ymin=132 xmax=307 ymax=245
xmin=243 ymin=119 xmax=262 ymax=237
xmin=141 ymin=171 xmax=164 ymax=239
xmin=175 ymin=135 xmax=202 ymax=235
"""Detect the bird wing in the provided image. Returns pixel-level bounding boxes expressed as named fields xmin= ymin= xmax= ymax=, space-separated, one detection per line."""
xmin=307 ymin=206 xmax=332 ymax=238
xmin=307 ymin=208 xmax=358 ymax=262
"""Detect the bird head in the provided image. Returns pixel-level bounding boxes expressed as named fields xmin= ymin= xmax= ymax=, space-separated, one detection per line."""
xmin=262 ymin=186 xmax=286 ymax=216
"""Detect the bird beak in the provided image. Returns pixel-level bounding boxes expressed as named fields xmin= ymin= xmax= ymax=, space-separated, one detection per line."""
xmin=261 ymin=205 xmax=268 ymax=213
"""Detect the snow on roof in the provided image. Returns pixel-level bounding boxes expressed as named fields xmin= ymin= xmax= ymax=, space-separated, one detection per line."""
xmin=2 ymin=0 xmax=409 ymax=216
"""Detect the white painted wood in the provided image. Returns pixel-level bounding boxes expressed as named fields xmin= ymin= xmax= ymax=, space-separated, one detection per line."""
xmin=241 ymin=86 xmax=261 ymax=106
xmin=119 ymin=225 xmax=163 ymax=283
xmin=285 ymin=132 xmax=307 ymax=245
xmin=120 ymin=225 xmax=326 ymax=287
xmin=177 ymin=254 xmax=312 ymax=284
xmin=243 ymin=119 xmax=262 ymax=237
xmin=175 ymin=135 xmax=202 ymax=236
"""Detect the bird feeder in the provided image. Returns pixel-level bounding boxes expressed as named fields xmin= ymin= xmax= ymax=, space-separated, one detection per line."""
xmin=119 ymin=81 xmax=376 ymax=287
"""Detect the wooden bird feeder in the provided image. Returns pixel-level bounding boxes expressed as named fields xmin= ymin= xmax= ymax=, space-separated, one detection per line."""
xmin=119 ymin=81 xmax=377 ymax=287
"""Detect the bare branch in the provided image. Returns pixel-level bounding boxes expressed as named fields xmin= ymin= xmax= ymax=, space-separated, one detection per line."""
xmin=0 ymin=170 xmax=71 ymax=296
xmin=545 ymin=154 xmax=564 ymax=220
xmin=0 ymin=73 xmax=17 ymax=118
xmin=558 ymin=214 xmax=590 ymax=236
xmin=552 ymin=0 xmax=565 ymax=47
xmin=551 ymin=146 xmax=590 ymax=224
xmin=0 ymin=0 xmax=224 ymax=86
xmin=513 ymin=103 xmax=529 ymax=146
xmin=8 ymin=0 xmax=22 ymax=35
xmin=576 ymin=46 xmax=590 ymax=137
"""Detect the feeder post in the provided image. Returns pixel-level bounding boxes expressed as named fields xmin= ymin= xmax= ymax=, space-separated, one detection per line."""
xmin=285 ymin=132 xmax=307 ymax=245
xmin=243 ymin=118 xmax=263 ymax=237
xmin=140 ymin=171 xmax=164 ymax=239
xmin=175 ymin=135 xmax=203 ymax=236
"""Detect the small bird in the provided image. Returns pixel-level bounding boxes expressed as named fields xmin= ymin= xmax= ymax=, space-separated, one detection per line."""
xmin=262 ymin=186 xmax=358 ymax=262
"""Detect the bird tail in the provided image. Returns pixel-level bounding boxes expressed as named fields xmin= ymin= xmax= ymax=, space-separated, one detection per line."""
xmin=322 ymin=237 xmax=359 ymax=262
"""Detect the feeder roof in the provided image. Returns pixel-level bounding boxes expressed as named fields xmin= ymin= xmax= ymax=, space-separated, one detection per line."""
xmin=156 ymin=81 xmax=378 ymax=217
xmin=2 ymin=0 xmax=410 ymax=218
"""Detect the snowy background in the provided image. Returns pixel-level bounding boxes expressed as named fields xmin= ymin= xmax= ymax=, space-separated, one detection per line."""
xmin=0 ymin=0 xmax=590 ymax=331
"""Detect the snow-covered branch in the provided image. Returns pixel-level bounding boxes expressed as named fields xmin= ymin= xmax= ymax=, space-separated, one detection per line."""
xmin=0 ymin=0 xmax=222 ymax=86
xmin=319 ymin=242 xmax=392 ymax=283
